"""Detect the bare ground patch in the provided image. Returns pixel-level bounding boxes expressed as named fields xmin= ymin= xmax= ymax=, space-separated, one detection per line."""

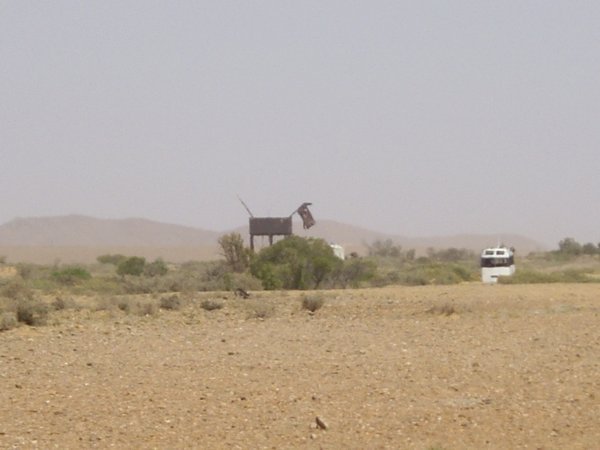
xmin=0 ymin=284 xmax=598 ymax=449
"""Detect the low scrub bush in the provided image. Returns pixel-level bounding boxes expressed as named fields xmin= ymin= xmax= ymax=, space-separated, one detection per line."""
xmin=0 ymin=281 xmax=48 ymax=327
xmin=160 ymin=294 xmax=183 ymax=311
xmin=117 ymin=297 xmax=131 ymax=312
xmin=250 ymin=236 xmax=342 ymax=290
xmin=0 ymin=312 xmax=18 ymax=331
xmin=246 ymin=302 xmax=273 ymax=319
xmin=427 ymin=303 xmax=457 ymax=316
xmin=395 ymin=263 xmax=475 ymax=286
xmin=115 ymin=297 xmax=158 ymax=316
xmin=97 ymin=254 xmax=127 ymax=265
xmin=52 ymin=267 xmax=91 ymax=285
xmin=331 ymin=259 xmax=377 ymax=288
xmin=75 ymin=277 xmax=123 ymax=295
xmin=94 ymin=296 xmax=119 ymax=311
xmin=137 ymin=301 xmax=158 ymax=316
xmin=301 ymin=294 xmax=325 ymax=312
xmin=0 ymin=280 xmax=34 ymax=301
xmin=201 ymin=299 xmax=223 ymax=311
xmin=52 ymin=296 xmax=78 ymax=311
xmin=223 ymin=272 xmax=263 ymax=292
xmin=117 ymin=257 xmax=146 ymax=277
xmin=120 ymin=276 xmax=162 ymax=294
xmin=117 ymin=261 xmax=235 ymax=294
xmin=144 ymin=259 xmax=168 ymax=277
xmin=16 ymin=299 xmax=49 ymax=326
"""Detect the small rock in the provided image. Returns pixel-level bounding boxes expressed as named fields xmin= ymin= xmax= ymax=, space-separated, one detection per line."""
xmin=315 ymin=416 xmax=328 ymax=430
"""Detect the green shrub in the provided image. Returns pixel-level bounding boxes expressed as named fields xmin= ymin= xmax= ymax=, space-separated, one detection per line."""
xmin=427 ymin=247 xmax=476 ymax=262
xmin=251 ymin=263 xmax=282 ymax=290
xmin=450 ymin=264 xmax=474 ymax=281
xmin=144 ymin=258 xmax=168 ymax=277
xmin=557 ymin=237 xmax=583 ymax=255
xmin=117 ymin=257 xmax=146 ymax=277
xmin=51 ymin=267 xmax=91 ymax=285
xmin=332 ymin=259 xmax=377 ymax=288
xmin=367 ymin=239 xmax=404 ymax=258
xmin=387 ymin=263 xmax=475 ymax=286
xmin=223 ymin=271 xmax=263 ymax=292
xmin=250 ymin=236 xmax=342 ymax=290
xmin=218 ymin=232 xmax=250 ymax=272
xmin=75 ymin=277 xmax=123 ymax=295
xmin=114 ymin=260 xmax=236 ymax=294
xmin=398 ymin=272 xmax=429 ymax=286
xmin=97 ymin=254 xmax=127 ymax=265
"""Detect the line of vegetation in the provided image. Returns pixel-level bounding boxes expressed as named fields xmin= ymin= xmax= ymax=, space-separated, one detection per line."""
xmin=1 ymin=235 xmax=600 ymax=331
xmin=0 ymin=234 xmax=598 ymax=335
xmin=1 ymin=234 xmax=598 ymax=300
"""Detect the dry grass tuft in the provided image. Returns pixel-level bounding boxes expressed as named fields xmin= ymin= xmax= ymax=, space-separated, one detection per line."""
xmin=245 ymin=300 xmax=274 ymax=319
xmin=427 ymin=303 xmax=457 ymax=316
xmin=0 ymin=311 xmax=18 ymax=331
xmin=160 ymin=294 xmax=183 ymax=311
xmin=16 ymin=299 xmax=49 ymax=326
xmin=93 ymin=296 xmax=158 ymax=316
xmin=120 ymin=298 xmax=158 ymax=316
xmin=301 ymin=294 xmax=325 ymax=312
xmin=136 ymin=301 xmax=158 ymax=316
xmin=0 ymin=280 xmax=33 ymax=302
xmin=52 ymin=296 xmax=78 ymax=311
xmin=201 ymin=299 xmax=223 ymax=311
xmin=94 ymin=296 xmax=119 ymax=311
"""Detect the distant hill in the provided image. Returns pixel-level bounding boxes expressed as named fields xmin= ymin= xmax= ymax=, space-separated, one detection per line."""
xmin=0 ymin=215 xmax=220 ymax=247
xmin=0 ymin=215 xmax=545 ymax=264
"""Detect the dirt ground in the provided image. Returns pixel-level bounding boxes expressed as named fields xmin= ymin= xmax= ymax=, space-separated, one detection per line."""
xmin=1 ymin=284 xmax=598 ymax=449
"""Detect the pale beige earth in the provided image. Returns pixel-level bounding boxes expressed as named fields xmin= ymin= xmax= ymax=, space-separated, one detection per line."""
xmin=1 ymin=284 xmax=598 ymax=449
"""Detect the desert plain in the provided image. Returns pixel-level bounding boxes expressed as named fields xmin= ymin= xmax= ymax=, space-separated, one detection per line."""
xmin=0 ymin=283 xmax=598 ymax=449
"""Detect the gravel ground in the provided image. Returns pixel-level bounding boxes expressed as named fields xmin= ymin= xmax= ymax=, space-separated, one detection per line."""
xmin=1 ymin=284 xmax=599 ymax=449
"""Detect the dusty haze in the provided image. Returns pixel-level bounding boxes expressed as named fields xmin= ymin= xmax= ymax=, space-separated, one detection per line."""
xmin=0 ymin=215 xmax=544 ymax=264
xmin=1 ymin=2 xmax=599 ymax=246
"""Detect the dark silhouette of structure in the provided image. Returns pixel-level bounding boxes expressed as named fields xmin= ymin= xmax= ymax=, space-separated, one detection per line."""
xmin=238 ymin=197 xmax=316 ymax=251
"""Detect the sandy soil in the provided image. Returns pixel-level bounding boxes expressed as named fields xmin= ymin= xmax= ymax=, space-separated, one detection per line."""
xmin=1 ymin=284 xmax=598 ymax=449
xmin=0 ymin=246 xmax=222 ymax=265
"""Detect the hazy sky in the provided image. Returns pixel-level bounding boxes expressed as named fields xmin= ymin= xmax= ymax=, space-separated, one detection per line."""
xmin=2 ymin=1 xmax=599 ymax=246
